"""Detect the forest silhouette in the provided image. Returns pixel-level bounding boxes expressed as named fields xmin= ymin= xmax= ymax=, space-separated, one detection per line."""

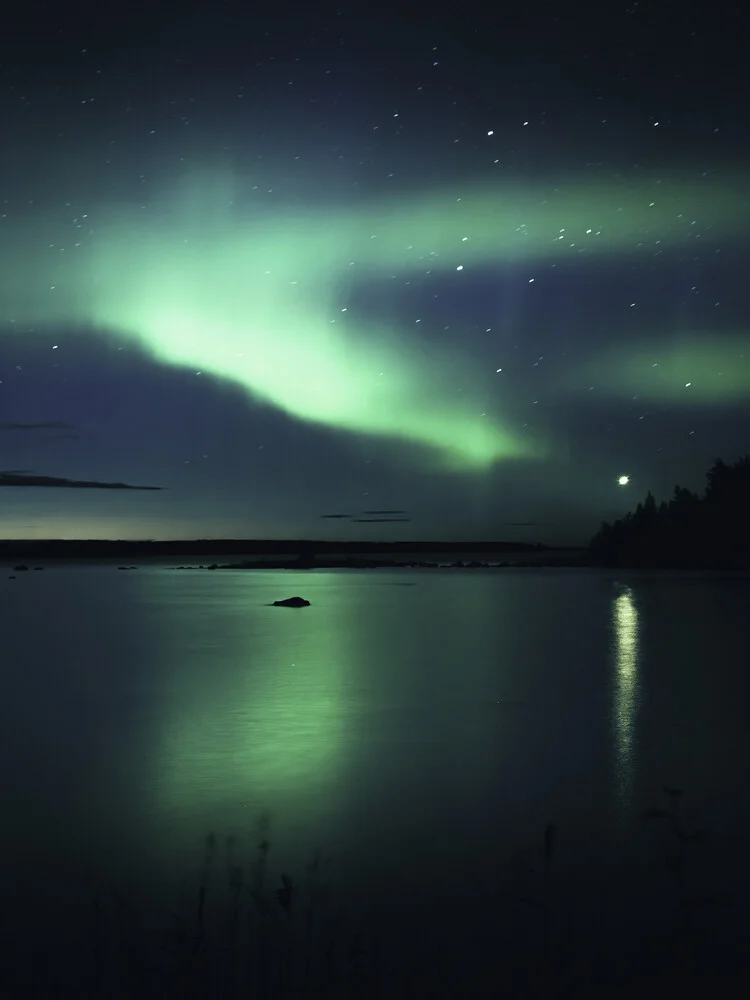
xmin=589 ymin=455 xmax=750 ymax=568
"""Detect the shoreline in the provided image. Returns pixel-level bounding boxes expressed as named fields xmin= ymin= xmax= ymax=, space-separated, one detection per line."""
xmin=0 ymin=540 xmax=588 ymax=569
xmin=3 ymin=555 xmax=590 ymax=571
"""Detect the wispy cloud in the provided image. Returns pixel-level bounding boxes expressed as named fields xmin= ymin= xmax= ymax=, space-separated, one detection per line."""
xmin=351 ymin=518 xmax=411 ymax=523
xmin=0 ymin=472 xmax=162 ymax=490
xmin=322 ymin=509 xmax=408 ymax=519
xmin=0 ymin=420 xmax=77 ymax=432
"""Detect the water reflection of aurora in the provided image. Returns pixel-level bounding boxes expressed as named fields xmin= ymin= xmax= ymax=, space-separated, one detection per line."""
xmin=149 ymin=574 xmax=354 ymax=824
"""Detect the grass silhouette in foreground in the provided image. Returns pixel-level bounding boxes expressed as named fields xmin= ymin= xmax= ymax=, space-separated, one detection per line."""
xmin=89 ymin=814 xmax=379 ymax=999
xmin=79 ymin=792 xmax=734 ymax=998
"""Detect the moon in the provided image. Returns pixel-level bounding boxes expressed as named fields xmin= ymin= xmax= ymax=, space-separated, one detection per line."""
xmin=617 ymin=475 xmax=630 ymax=486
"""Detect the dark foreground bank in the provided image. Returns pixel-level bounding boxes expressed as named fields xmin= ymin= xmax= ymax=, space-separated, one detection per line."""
xmin=5 ymin=794 xmax=747 ymax=998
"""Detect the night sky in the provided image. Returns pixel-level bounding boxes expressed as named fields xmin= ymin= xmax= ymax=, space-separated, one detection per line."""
xmin=1 ymin=1 xmax=748 ymax=543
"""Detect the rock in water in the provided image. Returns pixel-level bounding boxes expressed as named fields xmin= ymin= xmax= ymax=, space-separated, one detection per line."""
xmin=272 ymin=596 xmax=310 ymax=607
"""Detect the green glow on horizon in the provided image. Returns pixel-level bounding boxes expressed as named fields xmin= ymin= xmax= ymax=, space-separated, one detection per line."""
xmin=3 ymin=170 xmax=748 ymax=466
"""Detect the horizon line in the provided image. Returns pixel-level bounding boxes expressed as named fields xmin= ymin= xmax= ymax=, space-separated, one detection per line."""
xmin=0 ymin=536 xmax=585 ymax=548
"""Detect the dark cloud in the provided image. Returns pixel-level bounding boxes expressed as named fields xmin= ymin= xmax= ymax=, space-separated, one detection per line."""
xmin=0 ymin=472 xmax=162 ymax=490
xmin=351 ymin=518 xmax=411 ymax=523
xmin=323 ymin=510 xmax=407 ymax=518
xmin=0 ymin=420 xmax=77 ymax=431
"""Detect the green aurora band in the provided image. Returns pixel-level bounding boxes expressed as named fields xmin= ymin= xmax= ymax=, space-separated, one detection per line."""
xmin=3 ymin=170 xmax=749 ymax=466
xmin=568 ymin=335 xmax=750 ymax=403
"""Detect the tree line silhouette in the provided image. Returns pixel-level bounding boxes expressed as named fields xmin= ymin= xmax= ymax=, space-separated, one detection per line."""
xmin=589 ymin=455 xmax=750 ymax=568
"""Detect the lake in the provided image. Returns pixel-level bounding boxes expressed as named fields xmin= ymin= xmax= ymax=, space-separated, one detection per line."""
xmin=2 ymin=565 xmax=749 ymax=995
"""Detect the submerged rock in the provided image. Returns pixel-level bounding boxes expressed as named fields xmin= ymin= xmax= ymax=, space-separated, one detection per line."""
xmin=271 ymin=596 xmax=310 ymax=607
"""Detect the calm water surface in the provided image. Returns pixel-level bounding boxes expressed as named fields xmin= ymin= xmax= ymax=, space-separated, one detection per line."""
xmin=2 ymin=566 xmax=749 ymax=990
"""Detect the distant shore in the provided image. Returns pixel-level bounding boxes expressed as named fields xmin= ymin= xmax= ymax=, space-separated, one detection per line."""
xmin=0 ymin=538 xmax=589 ymax=569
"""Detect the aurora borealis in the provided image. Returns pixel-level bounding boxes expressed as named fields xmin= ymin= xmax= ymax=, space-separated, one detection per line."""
xmin=1 ymin=4 xmax=748 ymax=542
